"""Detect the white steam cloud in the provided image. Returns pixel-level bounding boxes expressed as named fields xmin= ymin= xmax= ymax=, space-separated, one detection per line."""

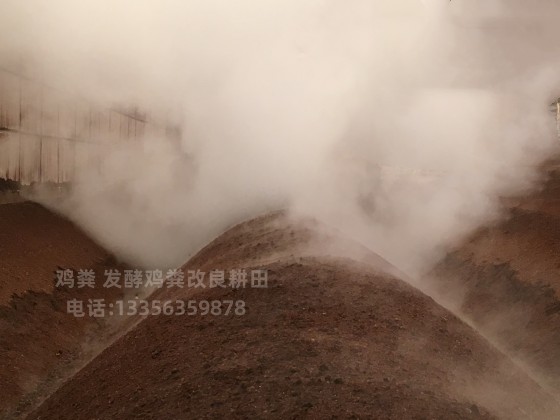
xmin=2 ymin=0 xmax=559 ymax=274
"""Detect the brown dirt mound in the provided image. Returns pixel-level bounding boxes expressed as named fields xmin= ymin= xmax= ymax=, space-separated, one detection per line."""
xmin=0 ymin=202 xmax=132 ymax=418
xmin=427 ymin=165 xmax=560 ymax=393
xmin=29 ymin=212 xmax=559 ymax=419
xmin=0 ymin=202 xmax=108 ymax=303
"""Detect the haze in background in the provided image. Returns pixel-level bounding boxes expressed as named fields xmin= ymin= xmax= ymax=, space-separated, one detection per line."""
xmin=1 ymin=0 xmax=559 ymax=274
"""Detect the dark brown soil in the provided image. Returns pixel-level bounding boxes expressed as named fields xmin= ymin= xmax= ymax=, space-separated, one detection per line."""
xmin=0 ymin=178 xmax=19 ymax=193
xmin=28 ymin=212 xmax=560 ymax=419
xmin=427 ymin=165 xmax=560 ymax=394
xmin=0 ymin=202 xmax=132 ymax=418
xmin=0 ymin=202 xmax=108 ymax=303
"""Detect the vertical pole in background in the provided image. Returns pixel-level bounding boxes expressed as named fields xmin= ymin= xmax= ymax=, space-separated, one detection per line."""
xmin=89 ymin=104 xmax=92 ymax=141
xmin=39 ymin=83 xmax=43 ymax=183
xmin=18 ymin=72 xmax=22 ymax=183
xmin=0 ymin=72 xmax=4 ymax=180
xmin=73 ymin=106 xmax=77 ymax=182
xmin=554 ymin=101 xmax=560 ymax=172
xmin=88 ymin=104 xmax=92 ymax=176
xmin=57 ymin=103 xmax=60 ymax=184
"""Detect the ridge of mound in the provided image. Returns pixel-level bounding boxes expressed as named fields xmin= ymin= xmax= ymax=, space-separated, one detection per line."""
xmin=30 ymin=212 xmax=559 ymax=419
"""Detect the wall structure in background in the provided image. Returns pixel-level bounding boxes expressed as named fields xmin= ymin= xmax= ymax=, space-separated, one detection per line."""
xmin=0 ymin=66 xmax=175 ymax=185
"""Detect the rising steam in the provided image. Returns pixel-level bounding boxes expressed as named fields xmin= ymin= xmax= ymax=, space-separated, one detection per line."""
xmin=2 ymin=0 xmax=559 ymax=274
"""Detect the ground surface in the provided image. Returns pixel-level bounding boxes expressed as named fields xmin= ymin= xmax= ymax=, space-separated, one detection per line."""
xmin=28 ymin=212 xmax=560 ymax=419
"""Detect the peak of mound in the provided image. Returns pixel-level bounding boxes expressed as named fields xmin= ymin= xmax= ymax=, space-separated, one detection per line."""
xmin=30 ymin=212 xmax=559 ymax=419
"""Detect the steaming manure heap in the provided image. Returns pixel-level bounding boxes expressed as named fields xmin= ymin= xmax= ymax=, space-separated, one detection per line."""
xmin=28 ymin=212 xmax=560 ymax=419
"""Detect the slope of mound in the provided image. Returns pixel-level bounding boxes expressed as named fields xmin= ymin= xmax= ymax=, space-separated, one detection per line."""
xmin=30 ymin=212 xmax=559 ymax=419
xmin=427 ymin=164 xmax=560 ymax=393
xmin=0 ymin=202 xmax=109 ymax=303
xmin=0 ymin=202 xmax=131 ymax=418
